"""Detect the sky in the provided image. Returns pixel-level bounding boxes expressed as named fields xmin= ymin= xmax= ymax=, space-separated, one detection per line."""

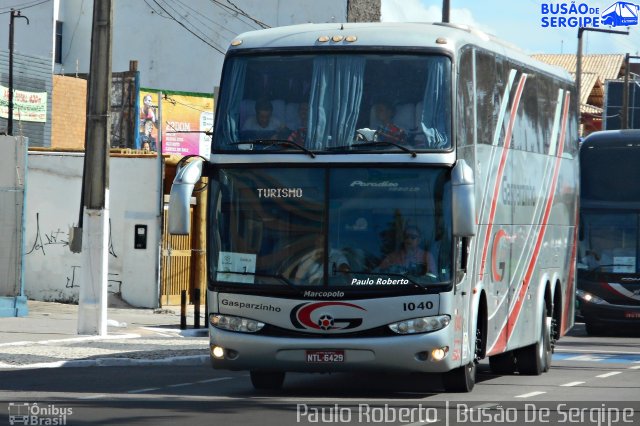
xmin=381 ymin=0 xmax=640 ymax=56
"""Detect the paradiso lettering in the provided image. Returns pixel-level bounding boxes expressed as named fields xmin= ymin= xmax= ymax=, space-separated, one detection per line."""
xmin=541 ymin=2 xmax=601 ymax=27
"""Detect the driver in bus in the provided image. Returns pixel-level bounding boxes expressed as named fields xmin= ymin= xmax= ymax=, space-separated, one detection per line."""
xmin=374 ymin=101 xmax=406 ymax=144
xmin=378 ymin=225 xmax=436 ymax=275
xmin=242 ymin=98 xmax=285 ymax=135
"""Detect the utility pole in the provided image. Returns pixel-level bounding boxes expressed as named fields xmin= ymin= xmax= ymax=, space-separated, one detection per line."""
xmin=78 ymin=0 xmax=113 ymax=336
xmin=7 ymin=9 xmax=29 ymax=136
xmin=442 ymin=0 xmax=450 ymax=23
xmin=576 ymin=27 xmax=627 ymax=128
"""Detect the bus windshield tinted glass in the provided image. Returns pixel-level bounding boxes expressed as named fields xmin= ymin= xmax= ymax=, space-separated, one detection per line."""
xmin=213 ymin=54 xmax=451 ymax=152
xmin=210 ymin=168 xmax=452 ymax=288
xmin=581 ymin=146 xmax=640 ymax=202
xmin=578 ymin=211 xmax=639 ymax=273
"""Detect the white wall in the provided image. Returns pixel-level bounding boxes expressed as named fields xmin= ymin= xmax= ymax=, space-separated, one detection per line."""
xmin=0 ymin=0 xmax=55 ymax=66
xmin=54 ymin=0 xmax=348 ymax=92
xmin=24 ymin=153 xmax=162 ymax=308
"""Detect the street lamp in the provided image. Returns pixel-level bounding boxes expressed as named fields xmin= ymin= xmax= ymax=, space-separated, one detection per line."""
xmin=7 ymin=9 xmax=29 ymax=136
xmin=576 ymin=27 xmax=628 ymax=125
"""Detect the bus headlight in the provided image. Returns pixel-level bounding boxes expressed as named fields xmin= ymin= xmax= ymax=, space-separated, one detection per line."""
xmin=576 ymin=290 xmax=607 ymax=305
xmin=209 ymin=314 xmax=265 ymax=333
xmin=388 ymin=315 xmax=451 ymax=334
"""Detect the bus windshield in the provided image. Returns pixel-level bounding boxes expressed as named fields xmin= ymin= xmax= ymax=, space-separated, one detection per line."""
xmin=213 ymin=53 xmax=451 ymax=153
xmin=210 ymin=167 xmax=452 ymax=288
xmin=578 ymin=211 xmax=639 ymax=274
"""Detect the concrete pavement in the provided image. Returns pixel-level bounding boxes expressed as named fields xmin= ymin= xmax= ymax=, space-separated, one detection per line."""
xmin=0 ymin=300 xmax=209 ymax=369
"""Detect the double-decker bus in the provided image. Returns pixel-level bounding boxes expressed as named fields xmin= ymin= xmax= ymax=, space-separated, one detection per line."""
xmin=168 ymin=22 xmax=579 ymax=392
xmin=577 ymin=130 xmax=640 ymax=335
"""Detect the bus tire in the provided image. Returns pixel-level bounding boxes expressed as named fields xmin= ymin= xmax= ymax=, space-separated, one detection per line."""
xmin=489 ymin=351 xmax=517 ymax=374
xmin=516 ymin=309 xmax=552 ymax=375
xmin=250 ymin=371 xmax=285 ymax=390
xmin=584 ymin=321 xmax=603 ymax=336
xmin=442 ymin=361 xmax=476 ymax=392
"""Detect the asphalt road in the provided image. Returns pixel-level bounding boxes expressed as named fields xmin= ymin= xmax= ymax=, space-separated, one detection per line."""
xmin=1 ymin=323 xmax=639 ymax=426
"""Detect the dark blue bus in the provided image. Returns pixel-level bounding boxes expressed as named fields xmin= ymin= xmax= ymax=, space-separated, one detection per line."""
xmin=578 ymin=130 xmax=640 ymax=334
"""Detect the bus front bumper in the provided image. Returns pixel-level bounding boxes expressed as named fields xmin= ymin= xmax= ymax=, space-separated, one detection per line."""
xmin=209 ymin=327 xmax=460 ymax=373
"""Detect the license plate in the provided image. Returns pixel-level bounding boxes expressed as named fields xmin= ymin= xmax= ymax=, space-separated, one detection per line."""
xmin=624 ymin=312 xmax=640 ymax=319
xmin=306 ymin=350 xmax=345 ymax=363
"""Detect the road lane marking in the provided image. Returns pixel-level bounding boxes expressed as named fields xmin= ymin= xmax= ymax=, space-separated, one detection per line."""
xmin=596 ymin=371 xmax=622 ymax=378
xmin=560 ymin=381 xmax=584 ymax=387
xmin=78 ymin=394 xmax=107 ymax=399
xmin=515 ymin=391 xmax=546 ymax=398
xmin=403 ymin=419 xmax=439 ymax=426
xmin=471 ymin=403 xmax=498 ymax=410
xmin=128 ymin=387 xmax=160 ymax=394
xmin=167 ymin=382 xmax=194 ymax=388
xmin=197 ymin=377 xmax=232 ymax=384
xmin=556 ymin=348 xmax=640 ymax=355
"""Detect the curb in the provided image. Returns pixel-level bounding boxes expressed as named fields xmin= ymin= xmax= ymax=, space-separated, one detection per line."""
xmin=0 ymin=333 xmax=142 ymax=348
xmin=0 ymin=355 xmax=209 ymax=370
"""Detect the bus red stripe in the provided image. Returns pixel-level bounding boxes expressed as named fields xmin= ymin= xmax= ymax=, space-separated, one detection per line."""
xmin=562 ymin=208 xmax=579 ymax=335
xmin=491 ymin=91 xmax=570 ymax=354
xmin=479 ymin=74 xmax=528 ymax=278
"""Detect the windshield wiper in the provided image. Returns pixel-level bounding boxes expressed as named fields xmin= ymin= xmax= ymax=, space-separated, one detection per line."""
xmin=216 ymin=270 xmax=296 ymax=287
xmin=231 ymin=139 xmax=316 ymax=158
xmin=351 ymin=141 xmax=417 ymax=157
xmin=588 ymin=263 xmax=634 ymax=272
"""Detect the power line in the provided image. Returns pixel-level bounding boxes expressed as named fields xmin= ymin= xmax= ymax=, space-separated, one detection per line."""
xmin=209 ymin=0 xmax=270 ymax=29
xmin=0 ymin=0 xmax=51 ymax=14
xmin=172 ymin=0 xmax=239 ymax=39
xmin=156 ymin=0 xmax=228 ymax=53
xmin=224 ymin=0 xmax=270 ymax=28
xmin=151 ymin=0 xmax=225 ymax=55
xmin=143 ymin=0 xmax=173 ymax=20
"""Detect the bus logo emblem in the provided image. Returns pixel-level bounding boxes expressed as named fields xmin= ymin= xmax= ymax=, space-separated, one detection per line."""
xmin=290 ymin=301 xmax=365 ymax=331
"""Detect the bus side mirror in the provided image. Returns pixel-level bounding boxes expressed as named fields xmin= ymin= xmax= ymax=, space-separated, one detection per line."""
xmin=168 ymin=158 xmax=204 ymax=235
xmin=452 ymin=159 xmax=476 ymax=237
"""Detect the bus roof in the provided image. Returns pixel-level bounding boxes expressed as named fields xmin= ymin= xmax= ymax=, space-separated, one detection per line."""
xmin=581 ymin=129 xmax=640 ymax=149
xmin=228 ymin=22 xmax=572 ymax=81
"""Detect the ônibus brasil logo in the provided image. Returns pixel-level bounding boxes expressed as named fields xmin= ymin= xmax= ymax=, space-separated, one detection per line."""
xmin=541 ymin=1 xmax=639 ymax=28
xmin=290 ymin=301 xmax=366 ymax=331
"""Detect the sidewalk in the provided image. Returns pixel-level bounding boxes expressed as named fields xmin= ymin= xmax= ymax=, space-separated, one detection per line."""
xmin=0 ymin=301 xmax=209 ymax=369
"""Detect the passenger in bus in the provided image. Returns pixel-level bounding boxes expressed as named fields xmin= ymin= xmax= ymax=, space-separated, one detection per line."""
xmin=378 ymin=225 xmax=435 ymax=275
xmin=374 ymin=101 xmax=406 ymax=144
xmin=287 ymin=103 xmax=309 ymax=145
xmin=241 ymin=98 xmax=284 ymax=133
xmin=294 ymin=235 xmax=350 ymax=284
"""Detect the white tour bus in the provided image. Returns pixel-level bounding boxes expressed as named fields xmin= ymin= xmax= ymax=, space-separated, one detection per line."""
xmin=169 ymin=22 xmax=579 ymax=392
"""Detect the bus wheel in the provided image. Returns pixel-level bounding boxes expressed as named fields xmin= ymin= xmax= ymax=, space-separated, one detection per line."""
xmin=516 ymin=309 xmax=552 ymax=375
xmin=442 ymin=361 xmax=476 ymax=392
xmin=488 ymin=351 xmax=517 ymax=374
xmin=584 ymin=321 xmax=603 ymax=336
xmin=250 ymin=371 xmax=285 ymax=390
xmin=443 ymin=325 xmax=480 ymax=392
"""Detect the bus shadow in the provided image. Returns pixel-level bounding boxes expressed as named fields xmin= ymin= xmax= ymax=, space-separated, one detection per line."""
xmin=253 ymin=364 xmax=495 ymax=399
